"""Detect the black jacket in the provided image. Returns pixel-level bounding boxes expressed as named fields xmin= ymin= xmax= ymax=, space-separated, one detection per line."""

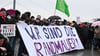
xmin=0 ymin=34 xmax=13 ymax=56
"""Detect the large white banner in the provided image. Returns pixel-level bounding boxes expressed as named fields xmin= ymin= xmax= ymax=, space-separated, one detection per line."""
xmin=17 ymin=23 xmax=84 ymax=56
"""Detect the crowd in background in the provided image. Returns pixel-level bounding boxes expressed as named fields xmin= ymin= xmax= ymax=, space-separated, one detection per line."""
xmin=0 ymin=8 xmax=100 ymax=56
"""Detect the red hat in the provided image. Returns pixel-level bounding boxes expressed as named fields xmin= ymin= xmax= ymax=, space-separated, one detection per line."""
xmin=78 ymin=23 xmax=84 ymax=26
xmin=0 ymin=8 xmax=6 ymax=12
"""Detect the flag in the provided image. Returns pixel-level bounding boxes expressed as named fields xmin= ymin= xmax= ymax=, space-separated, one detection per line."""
xmin=56 ymin=0 xmax=70 ymax=17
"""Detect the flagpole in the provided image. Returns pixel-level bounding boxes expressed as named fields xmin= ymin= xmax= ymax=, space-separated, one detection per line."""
xmin=54 ymin=8 xmax=56 ymax=16
xmin=13 ymin=0 xmax=16 ymax=9
xmin=54 ymin=0 xmax=57 ymax=16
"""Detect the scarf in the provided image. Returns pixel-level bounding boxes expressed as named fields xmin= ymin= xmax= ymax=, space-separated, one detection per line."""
xmin=0 ymin=13 xmax=6 ymax=21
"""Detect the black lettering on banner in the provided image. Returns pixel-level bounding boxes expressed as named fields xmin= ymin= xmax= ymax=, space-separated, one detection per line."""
xmin=70 ymin=28 xmax=76 ymax=36
xmin=49 ymin=27 xmax=58 ymax=39
xmin=55 ymin=27 xmax=62 ymax=38
xmin=43 ymin=27 xmax=62 ymax=39
xmin=64 ymin=26 xmax=76 ymax=37
xmin=47 ymin=28 xmax=53 ymax=39
xmin=25 ymin=26 xmax=37 ymax=40
xmin=43 ymin=27 xmax=49 ymax=39
xmin=34 ymin=27 xmax=42 ymax=39
xmin=48 ymin=28 xmax=54 ymax=39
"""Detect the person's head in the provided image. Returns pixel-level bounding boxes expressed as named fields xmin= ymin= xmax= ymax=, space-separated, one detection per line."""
xmin=24 ymin=12 xmax=31 ymax=19
xmin=51 ymin=21 xmax=56 ymax=25
xmin=95 ymin=25 xmax=99 ymax=29
xmin=66 ymin=21 xmax=70 ymax=25
xmin=79 ymin=23 xmax=84 ymax=27
xmin=15 ymin=10 xmax=21 ymax=18
xmin=37 ymin=15 xmax=41 ymax=19
xmin=58 ymin=21 xmax=62 ymax=25
xmin=31 ymin=16 xmax=35 ymax=20
xmin=36 ymin=18 xmax=40 ymax=23
xmin=94 ymin=25 xmax=100 ymax=33
xmin=0 ymin=8 xmax=6 ymax=15
xmin=84 ymin=22 xmax=88 ymax=26
xmin=42 ymin=18 xmax=46 ymax=22
xmin=21 ymin=14 xmax=27 ymax=21
xmin=72 ymin=21 xmax=77 ymax=24
xmin=63 ymin=19 xmax=67 ymax=25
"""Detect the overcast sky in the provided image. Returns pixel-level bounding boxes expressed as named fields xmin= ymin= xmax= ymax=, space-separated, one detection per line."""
xmin=0 ymin=0 xmax=100 ymax=22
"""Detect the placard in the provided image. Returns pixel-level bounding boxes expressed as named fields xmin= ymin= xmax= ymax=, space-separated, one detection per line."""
xmin=1 ymin=24 xmax=15 ymax=37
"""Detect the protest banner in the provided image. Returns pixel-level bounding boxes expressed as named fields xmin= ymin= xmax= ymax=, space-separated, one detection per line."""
xmin=1 ymin=24 xmax=15 ymax=37
xmin=17 ymin=23 xmax=84 ymax=56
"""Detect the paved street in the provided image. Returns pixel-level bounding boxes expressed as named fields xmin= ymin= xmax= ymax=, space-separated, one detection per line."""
xmin=56 ymin=49 xmax=100 ymax=56
xmin=55 ymin=41 xmax=100 ymax=56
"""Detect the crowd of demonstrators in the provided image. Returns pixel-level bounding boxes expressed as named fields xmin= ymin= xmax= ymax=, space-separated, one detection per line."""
xmin=0 ymin=34 xmax=12 ymax=56
xmin=0 ymin=8 xmax=13 ymax=56
xmin=0 ymin=8 xmax=100 ymax=56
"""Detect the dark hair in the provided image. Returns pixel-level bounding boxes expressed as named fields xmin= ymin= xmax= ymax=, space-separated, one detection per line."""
xmin=21 ymin=14 xmax=27 ymax=20
xmin=36 ymin=18 xmax=40 ymax=20
xmin=15 ymin=10 xmax=21 ymax=16
xmin=84 ymin=22 xmax=87 ymax=24
xmin=95 ymin=25 xmax=99 ymax=29
xmin=31 ymin=16 xmax=35 ymax=19
xmin=72 ymin=21 xmax=76 ymax=23
xmin=24 ymin=12 xmax=31 ymax=17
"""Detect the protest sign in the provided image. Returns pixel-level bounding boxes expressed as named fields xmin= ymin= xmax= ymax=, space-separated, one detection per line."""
xmin=1 ymin=24 xmax=15 ymax=37
xmin=17 ymin=23 xmax=84 ymax=56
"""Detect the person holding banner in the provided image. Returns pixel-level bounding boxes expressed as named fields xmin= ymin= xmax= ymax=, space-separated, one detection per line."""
xmin=15 ymin=13 xmax=29 ymax=56
xmin=0 ymin=33 xmax=13 ymax=56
